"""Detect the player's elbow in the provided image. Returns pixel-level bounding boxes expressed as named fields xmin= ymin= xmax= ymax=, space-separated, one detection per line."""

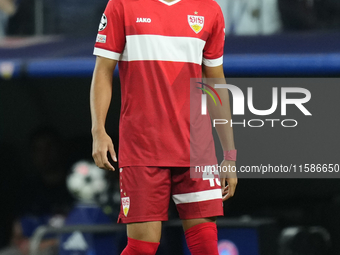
xmin=202 ymin=64 xmax=225 ymax=79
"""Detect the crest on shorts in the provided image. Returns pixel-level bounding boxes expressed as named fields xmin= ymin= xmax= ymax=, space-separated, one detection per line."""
xmin=188 ymin=15 xmax=204 ymax=34
xmin=121 ymin=197 xmax=130 ymax=217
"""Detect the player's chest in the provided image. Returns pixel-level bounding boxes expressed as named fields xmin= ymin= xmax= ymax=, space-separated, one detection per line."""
xmin=124 ymin=2 xmax=213 ymax=39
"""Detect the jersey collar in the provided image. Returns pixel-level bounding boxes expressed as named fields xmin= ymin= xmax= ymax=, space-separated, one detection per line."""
xmin=157 ymin=0 xmax=181 ymax=6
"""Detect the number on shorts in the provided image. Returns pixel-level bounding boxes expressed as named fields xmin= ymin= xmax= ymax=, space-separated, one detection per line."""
xmin=202 ymin=166 xmax=221 ymax=187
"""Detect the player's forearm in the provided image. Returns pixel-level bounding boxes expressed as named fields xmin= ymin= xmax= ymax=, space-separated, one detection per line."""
xmin=90 ymin=81 xmax=112 ymax=134
xmin=203 ymin=65 xmax=235 ymax=151
xmin=207 ymin=89 xmax=235 ymax=151
xmin=90 ymin=57 xmax=117 ymax=134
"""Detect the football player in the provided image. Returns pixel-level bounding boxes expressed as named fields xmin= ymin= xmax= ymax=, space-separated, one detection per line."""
xmin=90 ymin=0 xmax=237 ymax=254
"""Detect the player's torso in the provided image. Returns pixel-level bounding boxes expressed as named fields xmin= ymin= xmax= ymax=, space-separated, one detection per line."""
xmin=119 ymin=0 xmax=217 ymax=62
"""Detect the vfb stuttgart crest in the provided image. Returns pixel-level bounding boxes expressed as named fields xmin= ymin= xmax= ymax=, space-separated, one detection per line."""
xmin=188 ymin=15 xmax=204 ymax=34
xmin=121 ymin=197 xmax=130 ymax=217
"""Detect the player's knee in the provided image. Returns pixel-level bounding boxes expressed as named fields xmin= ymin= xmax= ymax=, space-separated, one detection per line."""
xmin=121 ymin=237 xmax=159 ymax=255
xmin=182 ymin=217 xmax=216 ymax=231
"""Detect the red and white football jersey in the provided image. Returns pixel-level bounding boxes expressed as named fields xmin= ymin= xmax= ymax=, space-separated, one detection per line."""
xmin=94 ymin=0 xmax=225 ymax=167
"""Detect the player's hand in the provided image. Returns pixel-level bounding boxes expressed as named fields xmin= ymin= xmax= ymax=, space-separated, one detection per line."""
xmin=220 ymin=160 xmax=237 ymax=202
xmin=92 ymin=130 xmax=117 ymax=171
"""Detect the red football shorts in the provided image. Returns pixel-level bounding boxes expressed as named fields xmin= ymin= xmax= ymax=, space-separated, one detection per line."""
xmin=117 ymin=166 xmax=224 ymax=223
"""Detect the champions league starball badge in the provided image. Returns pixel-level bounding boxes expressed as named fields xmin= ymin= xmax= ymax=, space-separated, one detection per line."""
xmin=98 ymin=14 xmax=108 ymax=31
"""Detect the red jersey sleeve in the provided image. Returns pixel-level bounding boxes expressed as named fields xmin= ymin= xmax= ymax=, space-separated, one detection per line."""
xmin=93 ymin=0 xmax=125 ymax=60
xmin=203 ymin=4 xmax=225 ymax=67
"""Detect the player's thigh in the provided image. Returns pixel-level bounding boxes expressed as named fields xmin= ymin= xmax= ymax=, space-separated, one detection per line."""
xmin=127 ymin=221 xmax=162 ymax=242
xmin=171 ymin=167 xmax=223 ymax=220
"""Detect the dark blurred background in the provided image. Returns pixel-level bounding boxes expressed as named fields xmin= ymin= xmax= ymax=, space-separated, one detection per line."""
xmin=1 ymin=0 xmax=340 ymax=255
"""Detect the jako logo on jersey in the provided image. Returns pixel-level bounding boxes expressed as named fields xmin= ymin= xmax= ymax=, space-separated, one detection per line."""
xmin=196 ymin=82 xmax=222 ymax=110
xmin=136 ymin=18 xmax=151 ymax=23
xmin=188 ymin=15 xmax=204 ymax=33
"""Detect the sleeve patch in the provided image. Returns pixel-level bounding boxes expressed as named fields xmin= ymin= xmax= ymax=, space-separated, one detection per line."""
xmin=98 ymin=14 xmax=108 ymax=31
xmin=96 ymin=34 xmax=107 ymax=43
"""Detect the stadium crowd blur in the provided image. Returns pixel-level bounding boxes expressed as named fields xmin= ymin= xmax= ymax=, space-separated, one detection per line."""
xmin=1 ymin=0 xmax=340 ymax=37
xmin=1 ymin=0 xmax=340 ymax=254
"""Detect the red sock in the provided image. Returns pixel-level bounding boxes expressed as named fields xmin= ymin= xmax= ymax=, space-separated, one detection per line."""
xmin=184 ymin=222 xmax=219 ymax=255
xmin=121 ymin=237 xmax=160 ymax=255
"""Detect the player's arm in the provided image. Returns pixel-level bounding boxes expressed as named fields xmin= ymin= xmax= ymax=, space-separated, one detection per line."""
xmin=203 ymin=64 xmax=237 ymax=201
xmin=90 ymin=56 xmax=117 ymax=171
